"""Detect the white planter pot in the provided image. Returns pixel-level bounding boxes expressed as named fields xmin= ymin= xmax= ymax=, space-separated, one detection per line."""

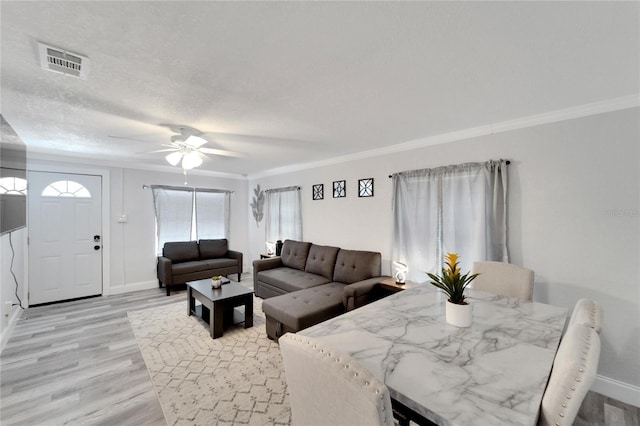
xmin=211 ymin=279 xmax=222 ymax=289
xmin=446 ymin=300 xmax=472 ymax=327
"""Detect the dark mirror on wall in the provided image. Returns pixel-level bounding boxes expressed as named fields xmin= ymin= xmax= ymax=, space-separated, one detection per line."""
xmin=0 ymin=115 xmax=27 ymax=235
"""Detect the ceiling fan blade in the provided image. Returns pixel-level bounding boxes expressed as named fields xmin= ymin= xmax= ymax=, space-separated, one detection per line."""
xmin=200 ymin=131 xmax=319 ymax=147
xmin=199 ymin=147 xmax=245 ymax=158
xmin=184 ymin=135 xmax=208 ymax=148
xmin=146 ymin=148 xmax=178 ymax=153
xmin=108 ymin=135 xmax=148 ymax=142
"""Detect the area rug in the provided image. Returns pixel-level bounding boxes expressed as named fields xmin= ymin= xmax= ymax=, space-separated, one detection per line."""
xmin=127 ymin=296 xmax=291 ymax=426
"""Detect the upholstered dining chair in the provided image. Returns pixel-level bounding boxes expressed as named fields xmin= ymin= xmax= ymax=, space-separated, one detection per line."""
xmin=568 ymin=298 xmax=603 ymax=334
xmin=471 ymin=261 xmax=535 ymax=300
xmin=539 ymin=324 xmax=600 ymax=426
xmin=279 ymin=332 xmax=396 ymax=426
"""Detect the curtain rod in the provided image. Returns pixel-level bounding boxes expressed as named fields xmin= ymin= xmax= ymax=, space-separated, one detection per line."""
xmin=265 ymin=186 xmax=301 ymax=193
xmin=388 ymin=160 xmax=511 ymax=178
xmin=142 ymin=184 xmax=234 ymax=194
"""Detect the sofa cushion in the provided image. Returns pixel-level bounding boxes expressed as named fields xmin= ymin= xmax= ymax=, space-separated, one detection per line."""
xmin=333 ymin=249 xmax=381 ymax=284
xmin=262 ymin=282 xmax=346 ymax=331
xmin=163 ymin=241 xmax=200 ymax=263
xmin=258 ymin=268 xmax=330 ymax=293
xmin=204 ymin=258 xmax=238 ymax=269
xmin=199 ymin=239 xmax=228 ymax=259
xmin=305 ymin=244 xmax=340 ymax=280
xmin=172 ymin=260 xmax=213 ymax=275
xmin=280 ymin=240 xmax=312 ymax=271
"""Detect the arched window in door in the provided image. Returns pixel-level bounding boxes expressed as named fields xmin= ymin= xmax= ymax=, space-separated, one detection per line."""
xmin=41 ymin=180 xmax=91 ymax=198
xmin=0 ymin=177 xmax=27 ymax=195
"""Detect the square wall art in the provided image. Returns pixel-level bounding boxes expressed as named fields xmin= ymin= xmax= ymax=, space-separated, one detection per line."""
xmin=358 ymin=178 xmax=374 ymax=197
xmin=312 ymin=184 xmax=324 ymax=200
xmin=333 ymin=180 xmax=346 ymax=198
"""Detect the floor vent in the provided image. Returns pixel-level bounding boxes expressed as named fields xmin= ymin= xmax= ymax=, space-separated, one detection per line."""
xmin=38 ymin=42 xmax=89 ymax=79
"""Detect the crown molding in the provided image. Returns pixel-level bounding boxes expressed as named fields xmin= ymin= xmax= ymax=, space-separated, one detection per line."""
xmin=250 ymin=94 xmax=640 ymax=179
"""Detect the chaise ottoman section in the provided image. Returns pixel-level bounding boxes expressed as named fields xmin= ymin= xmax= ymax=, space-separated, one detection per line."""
xmin=258 ymin=268 xmax=330 ymax=294
xmin=262 ymin=282 xmax=347 ymax=340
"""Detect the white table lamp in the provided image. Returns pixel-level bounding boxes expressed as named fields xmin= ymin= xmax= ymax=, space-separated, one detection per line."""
xmin=393 ymin=261 xmax=408 ymax=284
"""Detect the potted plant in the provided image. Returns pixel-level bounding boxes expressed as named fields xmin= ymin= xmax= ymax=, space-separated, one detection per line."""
xmin=427 ymin=253 xmax=479 ymax=327
xmin=211 ymin=275 xmax=223 ymax=289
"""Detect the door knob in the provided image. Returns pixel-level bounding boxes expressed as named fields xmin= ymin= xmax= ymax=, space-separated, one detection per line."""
xmin=94 ymin=245 xmax=101 ymax=250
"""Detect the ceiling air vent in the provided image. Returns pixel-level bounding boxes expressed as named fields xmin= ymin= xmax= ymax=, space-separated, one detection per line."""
xmin=38 ymin=42 xmax=89 ymax=79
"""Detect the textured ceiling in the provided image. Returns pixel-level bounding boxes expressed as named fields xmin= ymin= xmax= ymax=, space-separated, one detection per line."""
xmin=1 ymin=1 xmax=638 ymax=177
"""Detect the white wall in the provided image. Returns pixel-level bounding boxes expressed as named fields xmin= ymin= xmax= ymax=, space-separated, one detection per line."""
xmin=248 ymin=107 xmax=640 ymax=404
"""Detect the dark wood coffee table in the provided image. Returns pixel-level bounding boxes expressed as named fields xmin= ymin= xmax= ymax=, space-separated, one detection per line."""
xmin=187 ymin=279 xmax=254 ymax=339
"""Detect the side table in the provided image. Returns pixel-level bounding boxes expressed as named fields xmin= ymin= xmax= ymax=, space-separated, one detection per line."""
xmin=377 ymin=277 xmax=420 ymax=293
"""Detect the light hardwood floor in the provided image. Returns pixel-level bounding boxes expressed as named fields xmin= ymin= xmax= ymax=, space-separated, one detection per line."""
xmin=1 ymin=286 xmax=638 ymax=425
xmin=1 ymin=288 xmax=183 ymax=425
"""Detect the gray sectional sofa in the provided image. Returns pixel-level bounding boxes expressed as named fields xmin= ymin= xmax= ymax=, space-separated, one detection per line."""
xmin=157 ymin=239 xmax=242 ymax=295
xmin=253 ymin=240 xmax=390 ymax=340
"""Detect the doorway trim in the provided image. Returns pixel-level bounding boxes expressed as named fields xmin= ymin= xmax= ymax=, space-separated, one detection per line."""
xmin=27 ymin=160 xmax=111 ymax=306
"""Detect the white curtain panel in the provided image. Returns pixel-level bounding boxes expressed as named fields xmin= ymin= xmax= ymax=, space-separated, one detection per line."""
xmin=392 ymin=169 xmax=440 ymax=280
xmin=152 ymin=187 xmax=194 ymax=254
xmin=265 ymin=186 xmax=302 ymax=242
xmin=392 ymin=160 xmax=508 ymax=281
xmin=195 ymin=190 xmax=230 ymax=240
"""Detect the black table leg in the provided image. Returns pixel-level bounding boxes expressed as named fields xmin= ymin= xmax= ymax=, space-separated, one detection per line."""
xmin=213 ymin=301 xmax=224 ymax=338
xmin=244 ymin=294 xmax=253 ymax=328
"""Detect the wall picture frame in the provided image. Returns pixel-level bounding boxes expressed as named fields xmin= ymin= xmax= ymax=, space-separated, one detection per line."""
xmin=358 ymin=178 xmax=374 ymax=197
xmin=333 ymin=180 xmax=346 ymax=198
xmin=312 ymin=184 xmax=324 ymax=200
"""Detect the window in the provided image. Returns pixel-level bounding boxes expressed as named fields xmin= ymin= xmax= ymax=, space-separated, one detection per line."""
xmin=41 ymin=180 xmax=90 ymax=197
xmin=151 ymin=186 xmax=231 ymax=254
xmin=391 ymin=160 xmax=508 ymax=281
xmin=195 ymin=190 xmax=229 ymax=240
xmin=0 ymin=177 xmax=27 ymax=195
xmin=265 ymin=186 xmax=302 ymax=242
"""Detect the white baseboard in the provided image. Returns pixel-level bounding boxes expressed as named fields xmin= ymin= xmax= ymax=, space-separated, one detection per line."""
xmin=0 ymin=307 xmax=23 ymax=354
xmin=592 ymin=374 xmax=640 ymax=408
xmin=108 ymin=280 xmax=159 ymax=295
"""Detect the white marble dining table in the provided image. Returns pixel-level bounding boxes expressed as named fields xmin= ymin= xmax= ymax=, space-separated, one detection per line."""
xmin=300 ymin=284 xmax=568 ymax=426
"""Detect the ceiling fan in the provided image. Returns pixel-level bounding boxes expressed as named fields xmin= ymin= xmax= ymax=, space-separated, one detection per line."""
xmin=123 ymin=125 xmax=245 ymax=170
xmin=153 ymin=134 xmax=242 ymax=170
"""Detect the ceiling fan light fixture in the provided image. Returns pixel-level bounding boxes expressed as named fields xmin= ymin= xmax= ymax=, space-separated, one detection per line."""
xmin=181 ymin=151 xmax=203 ymax=170
xmin=166 ymin=151 xmax=183 ymax=166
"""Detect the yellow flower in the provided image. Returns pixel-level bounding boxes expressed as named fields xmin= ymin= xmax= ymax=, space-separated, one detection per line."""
xmin=446 ymin=253 xmax=459 ymax=267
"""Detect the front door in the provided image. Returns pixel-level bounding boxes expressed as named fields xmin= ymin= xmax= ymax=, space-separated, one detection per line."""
xmin=28 ymin=171 xmax=102 ymax=305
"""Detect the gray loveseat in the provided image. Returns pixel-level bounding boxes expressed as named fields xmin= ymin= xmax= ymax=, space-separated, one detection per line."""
xmin=253 ymin=240 xmax=389 ymax=340
xmin=157 ymin=239 xmax=242 ymax=295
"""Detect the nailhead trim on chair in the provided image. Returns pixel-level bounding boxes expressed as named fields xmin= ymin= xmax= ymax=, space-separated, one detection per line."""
xmin=569 ymin=298 xmax=602 ymax=334
xmin=285 ymin=333 xmax=394 ymax=425
xmin=553 ymin=328 xmax=593 ymax=426
xmin=586 ymin=301 xmax=602 ymax=333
